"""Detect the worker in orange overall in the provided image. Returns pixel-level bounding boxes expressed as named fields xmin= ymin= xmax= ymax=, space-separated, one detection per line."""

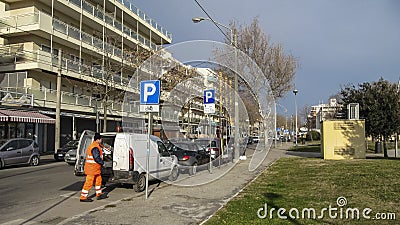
xmin=80 ymin=133 xmax=108 ymax=202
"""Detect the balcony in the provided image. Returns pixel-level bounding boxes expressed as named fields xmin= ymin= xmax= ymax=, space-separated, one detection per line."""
xmin=64 ymin=0 xmax=171 ymax=41
xmin=64 ymin=0 xmax=164 ymax=49
xmin=0 ymin=84 xmax=179 ymax=122
xmin=0 ymin=44 xmax=135 ymax=92
xmin=0 ymin=11 xmax=160 ymax=56
xmin=116 ymin=0 xmax=172 ymax=41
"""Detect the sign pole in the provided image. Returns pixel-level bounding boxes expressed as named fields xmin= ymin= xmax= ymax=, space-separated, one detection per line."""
xmin=145 ymin=112 xmax=151 ymax=199
xmin=139 ymin=80 xmax=160 ymax=200
xmin=208 ymin=114 xmax=212 ymax=174
xmin=203 ymin=89 xmax=215 ymax=174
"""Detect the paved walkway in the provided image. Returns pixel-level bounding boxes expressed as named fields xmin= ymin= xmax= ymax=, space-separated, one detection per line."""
xmin=60 ymin=143 xmax=298 ymax=225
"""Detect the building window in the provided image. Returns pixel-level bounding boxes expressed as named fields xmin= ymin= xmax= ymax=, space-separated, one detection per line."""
xmin=9 ymin=123 xmax=16 ymax=138
xmin=26 ymin=123 xmax=34 ymax=139
xmin=0 ymin=123 xmax=6 ymax=141
xmin=41 ymin=45 xmax=51 ymax=53
xmin=16 ymin=123 xmax=25 ymax=138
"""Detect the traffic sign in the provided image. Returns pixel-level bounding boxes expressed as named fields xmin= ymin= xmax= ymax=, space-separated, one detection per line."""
xmin=140 ymin=80 xmax=160 ymax=105
xmin=204 ymin=104 xmax=215 ymax=114
xmin=140 ymin=80 xmax=160 ymax=113
xmin=203 ymin=90 xmax=215 ymax=104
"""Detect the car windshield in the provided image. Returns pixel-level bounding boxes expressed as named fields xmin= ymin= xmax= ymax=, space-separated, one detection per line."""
xmin=169 ymin=142 xmax=202 ymax=152
xmin=195 ymin=140 xmax=217 ymax=148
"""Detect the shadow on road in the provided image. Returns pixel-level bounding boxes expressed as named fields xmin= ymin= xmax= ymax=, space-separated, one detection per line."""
xmin=20 ymin=191 xmax=77 ymax=225
xmin=285 ymin=151 xmax=321 ymax=158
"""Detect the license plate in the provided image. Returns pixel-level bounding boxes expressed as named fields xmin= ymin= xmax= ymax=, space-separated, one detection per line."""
xmin=70 ymin=157 xmax=76 ymax=160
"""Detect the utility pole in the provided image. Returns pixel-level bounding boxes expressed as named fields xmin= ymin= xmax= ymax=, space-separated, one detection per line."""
xmin=55 ymin=49 xmax=62 ymax=153
xmin=219 ymin=71 xmax=223 ymax=165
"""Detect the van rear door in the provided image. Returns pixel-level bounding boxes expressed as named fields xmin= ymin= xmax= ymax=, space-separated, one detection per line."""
xmin=113 ymin=133 xmax=130 ymax=171
xmin=74 ymin=130 xmax=94 ymax=176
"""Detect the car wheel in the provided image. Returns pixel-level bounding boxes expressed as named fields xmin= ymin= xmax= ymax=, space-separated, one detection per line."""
xmin=189 ymin=163 xmax=197 ymax=176
xmin=168 ymin=166 xmax=179 ymax=181
xmin=30 ymin=156 xmax=40 ymax=166
xmin=0 ymin=159 xmax=3 ymax=169
xmin=134 ymin=173 xmax=146 ymax=192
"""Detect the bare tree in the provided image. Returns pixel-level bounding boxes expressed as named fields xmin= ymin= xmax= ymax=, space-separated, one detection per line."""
xmin=88 ymin=32 xmax=153 ymax=132
xmin=215 ymin=17 xmax=298 ymax=122
xmin=300 ymin=104 xmax=311 ymax=126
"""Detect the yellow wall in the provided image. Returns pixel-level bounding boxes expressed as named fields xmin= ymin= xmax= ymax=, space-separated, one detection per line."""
xmin=321 ymin=119 xmax=366 ymax=159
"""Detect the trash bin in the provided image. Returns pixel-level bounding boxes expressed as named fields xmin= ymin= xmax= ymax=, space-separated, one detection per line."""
xmin=375 ymin=142 xmax=382 ymax=154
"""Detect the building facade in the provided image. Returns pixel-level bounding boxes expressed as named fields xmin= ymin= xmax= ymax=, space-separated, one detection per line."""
xmin=309 ymin=98 xmax=344 ymax=132
xmin=0 ymin=0 xmax=171 ymax=151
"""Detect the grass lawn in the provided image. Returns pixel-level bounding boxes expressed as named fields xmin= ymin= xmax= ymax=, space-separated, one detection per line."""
xmin=206 ymin=158 xmax=400 ymax=225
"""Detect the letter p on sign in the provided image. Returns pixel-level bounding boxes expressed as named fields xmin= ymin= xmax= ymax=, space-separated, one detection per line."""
xmin=140 ymin=80 xmax=160 ymax=104
xmin=203 ymin=90 xmax=215 ymax=104
xmin=144 ymin=83 xmax=156 ymax=102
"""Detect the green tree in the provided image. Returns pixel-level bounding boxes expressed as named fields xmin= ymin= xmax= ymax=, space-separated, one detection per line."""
xmin=339 ymin=78 xmax=400 ymax=157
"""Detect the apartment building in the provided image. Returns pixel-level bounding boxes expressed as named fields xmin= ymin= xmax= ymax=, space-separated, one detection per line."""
xmin=309 ymin=98 xmax=344 ymax=132
xmin=0 ymin=0 xmax=171 ymax=151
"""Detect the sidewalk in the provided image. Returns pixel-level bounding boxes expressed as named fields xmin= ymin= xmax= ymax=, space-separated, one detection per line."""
xmin=60 ymin=143 xmax=293 ymax=225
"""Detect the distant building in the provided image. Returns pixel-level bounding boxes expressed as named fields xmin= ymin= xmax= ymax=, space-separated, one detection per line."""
xmin=309 ymin=98 xmax=344 ymax=132
xmin=0 ymin=0 xmax=171 ymax=151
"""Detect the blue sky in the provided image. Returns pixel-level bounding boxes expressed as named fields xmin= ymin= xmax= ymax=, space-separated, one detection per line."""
xmin=134 ymin=0 xmax=400 ymax=117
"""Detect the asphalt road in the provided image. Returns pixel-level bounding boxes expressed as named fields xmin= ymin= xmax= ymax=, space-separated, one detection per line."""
xmin=0 ymin=142 xmax=292 ymax=225
xmin=0 ymin=157 xmax=166 ymax=225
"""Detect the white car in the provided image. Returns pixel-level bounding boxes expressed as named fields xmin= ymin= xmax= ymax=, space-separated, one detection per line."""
xmin=74 ymin=130 xmax=179 ymax=192
xmin=64 ymin=149 xmax=77 ymax=165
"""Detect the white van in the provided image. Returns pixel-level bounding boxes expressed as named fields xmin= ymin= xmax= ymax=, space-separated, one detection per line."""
xmin=74 ymin=130 xmax=179 ymax=192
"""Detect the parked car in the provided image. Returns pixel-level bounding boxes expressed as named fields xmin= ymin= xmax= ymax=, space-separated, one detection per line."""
xmin=64 ymin=149 xmax=77 ymax=165
xmin=167 ymin=141 xmax=210 ymax=175
xmin=54 ymin=140 xmax=78 ymax=161
xmin=194 ymin=138 xmax=221 ymax=159
xmin=0 ymin=138 xmax=40 ymax=169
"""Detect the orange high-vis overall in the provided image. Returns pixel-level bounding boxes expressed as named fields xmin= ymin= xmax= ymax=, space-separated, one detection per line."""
xmin=80 ymin=141 xmax=103 ymax=200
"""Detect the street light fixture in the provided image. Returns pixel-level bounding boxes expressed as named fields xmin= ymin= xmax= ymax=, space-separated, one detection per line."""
xmin=293 ymin=89 xmax=298 ymax=150
xmin=192 ymin=16 xmax=239 ymax=161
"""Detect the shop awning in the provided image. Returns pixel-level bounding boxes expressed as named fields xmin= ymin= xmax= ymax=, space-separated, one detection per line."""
xmin=0 ymin=112 xmax=7 ymax=122
xmin=0 ymin=109 xmax=55 ymax=124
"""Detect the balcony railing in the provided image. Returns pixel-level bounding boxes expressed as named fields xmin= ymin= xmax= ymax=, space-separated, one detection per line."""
xmin=65 ymin=0 xmax=163 ymax=49
xmin=0 ymin=44 xmax=133 ymax=89
xmin=0 ymin=12 xmax=39 ymax=29
xmin=0 ymin=11 xmax=160 ymax=53
xmin=0 ymin=84 xmax=178 ymax=121
xmin=116 ymin=0 xmax=172 ymax=40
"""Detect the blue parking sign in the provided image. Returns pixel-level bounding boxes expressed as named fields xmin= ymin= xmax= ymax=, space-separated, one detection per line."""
xmin=140 ymin=80 xmax=160 ymax=104
xmin=203 ymin=90 xmax=215 ymax=104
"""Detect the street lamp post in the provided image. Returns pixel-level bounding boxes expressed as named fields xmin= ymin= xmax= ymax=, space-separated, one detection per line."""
xmin=293 ymin=89 xmax=298 ymax=150
xmin=192 ymin=17 xmax=240 ymax=161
